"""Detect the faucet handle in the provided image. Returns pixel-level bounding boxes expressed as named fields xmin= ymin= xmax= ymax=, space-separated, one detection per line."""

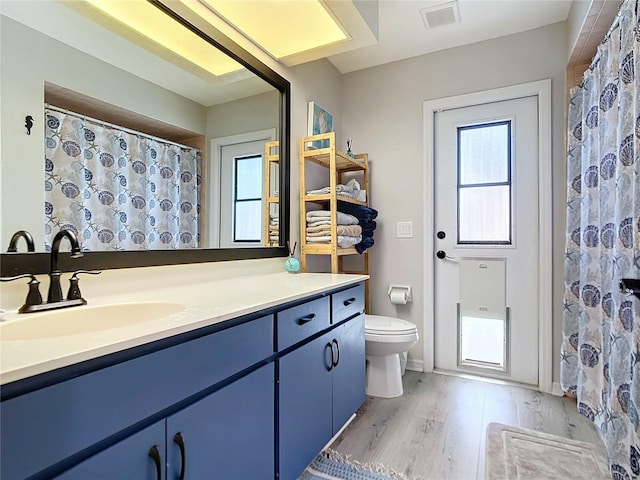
xmin=0 ymin=274 xmax=43 ymax=310
xmin=67 ymin=270 xmax=101 ymax=301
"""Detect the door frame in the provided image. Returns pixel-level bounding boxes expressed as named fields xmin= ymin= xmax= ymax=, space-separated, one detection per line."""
xmin=209 ymin=128 xmax=276 ymax=248
xmin=422 ymin=79 xmax=552 ymax=393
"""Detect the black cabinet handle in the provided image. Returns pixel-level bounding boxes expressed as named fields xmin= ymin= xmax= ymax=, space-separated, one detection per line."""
xmin=297 ymin=313 xmax=316 ymax=325
xmin=332 ymin=339 xmax=340 ymax=367
xmin=173 ymin=432 xmax=186 ymax=480
xmin=343 ymin=297 xmax=356 ymax=306
xmin=326 ymin=342 xmax=335 ymax=371
xmin=149 ymin=445 xmax=162 ymax=480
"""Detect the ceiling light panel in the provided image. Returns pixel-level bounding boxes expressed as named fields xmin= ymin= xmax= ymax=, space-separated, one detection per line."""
xmin=199 ymin=0 xmax=349 ymax=59
xmin=85 ymin=0 xmax=243 ymax=76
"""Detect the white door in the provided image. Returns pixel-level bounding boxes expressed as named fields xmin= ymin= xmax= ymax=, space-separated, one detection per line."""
xmin=433 ymin=96 xmax=539 ymax=385
xmin=219 ymin=140 xmax=266 ymax=248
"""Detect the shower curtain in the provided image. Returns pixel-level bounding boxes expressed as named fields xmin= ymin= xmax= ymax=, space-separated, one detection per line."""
xmin=561 ymin=1 xmax=640 ymax=478
xmin=44 ymin=107 xmax=200 ymax=251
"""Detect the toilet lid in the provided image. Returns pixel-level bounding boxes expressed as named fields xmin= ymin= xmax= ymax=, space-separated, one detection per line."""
xmin=365 ymin=315 xmax=417 ymax=335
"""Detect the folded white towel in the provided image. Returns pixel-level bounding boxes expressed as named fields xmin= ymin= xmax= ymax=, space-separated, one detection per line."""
xmin=305 ymin=211 xmax=359 ymax=225
xmin=306 ymin=225 xmax=362 ymax=236
xmin=306 ymin=235 xmax=362 ymax=248
xmin=306 ymin=220 xmax=332 ymax=227
xmin=307 ymin=179 xmax=361 ymax=196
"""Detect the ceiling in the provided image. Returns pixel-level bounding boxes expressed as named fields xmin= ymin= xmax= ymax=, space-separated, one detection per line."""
xmin=323 ymin=0 xmax=575 ymax=74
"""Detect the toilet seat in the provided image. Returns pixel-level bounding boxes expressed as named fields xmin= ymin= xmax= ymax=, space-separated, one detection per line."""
xmin=365 ymin=315 xmax=417 ymax=335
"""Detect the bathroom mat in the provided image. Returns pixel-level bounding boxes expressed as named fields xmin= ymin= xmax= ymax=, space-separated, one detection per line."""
xmin=298 ymin=448 xmax=409 ymax=480
xmin=485 ymin=422 xmax=609 ymax=479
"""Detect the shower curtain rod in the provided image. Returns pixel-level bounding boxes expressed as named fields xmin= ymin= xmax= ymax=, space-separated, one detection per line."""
xmin=45 ymin=104 xmax=201 ymax=152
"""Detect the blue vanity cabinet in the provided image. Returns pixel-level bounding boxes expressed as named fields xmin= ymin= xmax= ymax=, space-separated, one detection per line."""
xmin=330 ymin=314 xmax=366 ymax=436
xmin=55 ymin=421 xmax=166 ymax=480
xmin=278 ymin=329 xmax=335 ymax=480
xmin=278 ymin=286 xmax=366 ymax=480
xmin=1 ymin=314 xmax=274 ymax=480
xmin=55 ymin=364 xmax=274 ymax=480
xmin=1 ymin=281 xmax=366 ymax=480
xmin=166 ymin=363 xmax=274 ymax=480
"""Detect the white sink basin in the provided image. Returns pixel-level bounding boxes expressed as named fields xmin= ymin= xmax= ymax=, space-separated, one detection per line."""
xmin=0 ymin=302 xmax=185 ymax=341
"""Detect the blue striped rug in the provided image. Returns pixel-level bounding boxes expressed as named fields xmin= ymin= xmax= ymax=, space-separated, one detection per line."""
xmin=298 ymin=449 xmax=409 ymax=480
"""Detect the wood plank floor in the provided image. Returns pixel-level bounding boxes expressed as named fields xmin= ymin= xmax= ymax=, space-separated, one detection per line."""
xmin=329 ymin=371 xmax=604 ymax=480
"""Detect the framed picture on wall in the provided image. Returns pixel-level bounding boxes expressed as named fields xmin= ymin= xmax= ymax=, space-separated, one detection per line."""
xmin=307 ymin=101 xmax=333 ymax=148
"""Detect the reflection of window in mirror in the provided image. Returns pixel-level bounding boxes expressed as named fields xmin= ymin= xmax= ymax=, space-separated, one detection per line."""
xmin=233 ymin=155 xmax=262 ymax=243
xmin=44 ymin=84 xmax=206 ymax=252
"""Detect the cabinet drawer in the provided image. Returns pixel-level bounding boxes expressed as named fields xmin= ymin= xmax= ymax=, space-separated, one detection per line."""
xmin=277 ymin=297 xmax=330 ymax=350
xmin=331 ymin=283 xmax=364 ymax=324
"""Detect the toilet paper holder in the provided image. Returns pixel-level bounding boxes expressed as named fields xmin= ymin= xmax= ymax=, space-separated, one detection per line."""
xmin=388 ymin=285 xmax=413 ymax=304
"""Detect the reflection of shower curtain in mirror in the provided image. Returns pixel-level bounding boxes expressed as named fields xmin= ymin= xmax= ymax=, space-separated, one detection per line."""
xmin=44 ymin=107 xmax=200 ymax=251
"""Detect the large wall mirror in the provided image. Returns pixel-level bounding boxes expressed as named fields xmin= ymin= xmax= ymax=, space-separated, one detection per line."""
xmin=0 ymin=0 xmax=290 ymax=275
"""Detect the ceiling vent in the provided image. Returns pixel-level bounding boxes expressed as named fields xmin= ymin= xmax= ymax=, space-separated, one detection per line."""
xmin=420 ymin=1 xmax=461 ymax=29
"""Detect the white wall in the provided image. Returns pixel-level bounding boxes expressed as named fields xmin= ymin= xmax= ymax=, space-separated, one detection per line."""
xmin=340 ymin=22 xmax=569 ymax=382
xmin=206 ymin=90 xmax=280 ymax=139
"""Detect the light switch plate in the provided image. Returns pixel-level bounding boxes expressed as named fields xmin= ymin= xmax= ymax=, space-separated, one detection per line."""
xmin=397 ymin=221 xmax=413 ymax=238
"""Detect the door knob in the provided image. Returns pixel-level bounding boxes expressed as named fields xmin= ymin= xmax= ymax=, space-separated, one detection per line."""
xmin=436 ymin=250 xmax=456 ymax=260
xmin=437 ymin=231 xmax=446 ymax=239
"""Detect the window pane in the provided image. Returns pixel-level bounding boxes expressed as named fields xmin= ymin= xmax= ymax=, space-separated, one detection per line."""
xmin=236 ymin=156 xmax=262 ymax=200
xmin=459 ymin=123 xmax=509 ymax=185
xmin=235 ymin=200 xmax=261 ymax=241
xmin=459 ymin=185 xmax=510 ymax=243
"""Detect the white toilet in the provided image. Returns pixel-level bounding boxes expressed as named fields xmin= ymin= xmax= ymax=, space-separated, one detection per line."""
xmin=364 ymin=315 xmax=419 ymax=398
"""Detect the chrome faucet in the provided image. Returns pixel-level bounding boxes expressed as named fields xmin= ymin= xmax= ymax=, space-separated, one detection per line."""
xmin=7 ymin=230 xmax=35 ymax=252
xmin=47 ymin=229 xmax=83 ymax=303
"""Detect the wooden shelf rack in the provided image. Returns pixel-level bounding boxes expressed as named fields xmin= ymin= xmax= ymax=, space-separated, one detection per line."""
xmin=299 ymin=132 xmax=371 ymax=311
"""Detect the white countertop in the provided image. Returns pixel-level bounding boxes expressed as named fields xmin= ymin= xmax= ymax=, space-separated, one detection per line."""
xmin=0 ymin=272 xmax=367 ymax=385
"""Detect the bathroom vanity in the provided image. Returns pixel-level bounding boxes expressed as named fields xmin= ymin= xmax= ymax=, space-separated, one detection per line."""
xmin=0 ymin=273 xmax=367 ymax=480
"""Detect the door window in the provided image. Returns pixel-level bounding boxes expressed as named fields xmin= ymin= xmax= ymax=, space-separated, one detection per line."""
xmin=457 ymin=121 xmax=512 ymax=244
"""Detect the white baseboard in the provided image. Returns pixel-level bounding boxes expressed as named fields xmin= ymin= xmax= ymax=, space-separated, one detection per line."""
xmin=406 ymin=359 xmax=424 ymax=373
xmin=551 ymin=382 xmax=564 ymax=397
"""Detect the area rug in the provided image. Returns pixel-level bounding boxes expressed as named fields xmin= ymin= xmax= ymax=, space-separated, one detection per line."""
xmin=485 ymin=423 xmax=610 ymax=479
xmin=298 ymin=449 xmax=409 ymax=480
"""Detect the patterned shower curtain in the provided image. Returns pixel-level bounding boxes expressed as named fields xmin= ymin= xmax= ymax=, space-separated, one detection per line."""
xmin=44 ymin=107 xmax=200 ymax=251
xmin=561 ymin=1 xmax=640 ymax=478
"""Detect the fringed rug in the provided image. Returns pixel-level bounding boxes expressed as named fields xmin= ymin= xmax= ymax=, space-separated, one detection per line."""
xmin=298 ymin=449 xmax=409 ymax=480
xmin=485 ymin=423 xmax=610 ymax=479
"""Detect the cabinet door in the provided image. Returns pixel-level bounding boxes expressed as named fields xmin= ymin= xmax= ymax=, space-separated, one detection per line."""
xmin=331 ymin=314 xmax=366 ymax=435
xmin=167 ymin=364 xmax=274 ymax=480
xmin=55 ymin=421 xmax=165 ymax=480
xmin=279 ymin=331 xmax=333 ymax=480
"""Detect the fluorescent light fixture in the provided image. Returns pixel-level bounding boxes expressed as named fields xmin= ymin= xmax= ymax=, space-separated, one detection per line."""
xmin=85 ymin=0 xmax=243 ymax=76
xmin=199 ymin=0 xmax=349 ymax=59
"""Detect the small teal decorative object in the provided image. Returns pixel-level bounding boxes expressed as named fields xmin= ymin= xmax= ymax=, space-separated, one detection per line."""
xmin=285 ymin=255 xmax=301 ymax=273
xmin=285 ymin=241 xmax=301 ymax=273
xmin=346 ymin=138 xmax=355 ymax=158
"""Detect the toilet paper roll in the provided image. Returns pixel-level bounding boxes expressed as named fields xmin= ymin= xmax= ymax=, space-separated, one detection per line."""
xmin=390 ymin=290 xmax=408 ymax=304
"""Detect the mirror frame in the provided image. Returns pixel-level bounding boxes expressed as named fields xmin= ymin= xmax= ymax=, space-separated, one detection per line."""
xmin=0 ymin=0 xmax=290 ymax=276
